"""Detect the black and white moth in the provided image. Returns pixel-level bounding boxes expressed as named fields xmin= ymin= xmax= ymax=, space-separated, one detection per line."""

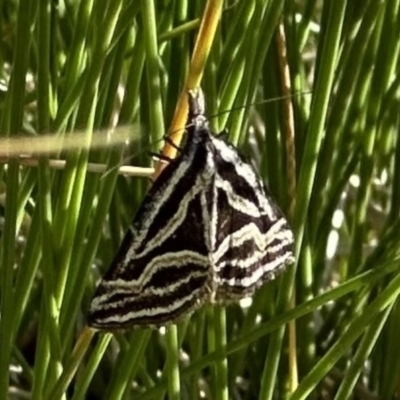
xmin=87 ymin=90 xmax=294 ymax=329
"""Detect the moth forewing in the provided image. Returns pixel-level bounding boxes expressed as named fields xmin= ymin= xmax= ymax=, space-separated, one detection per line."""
xmin=207 ymin=135 xmax=294 ymax=300
xmin=87 ymin=96 xmax=216 ymax=329
xmin=87 ymin=89 xmax=294 ymax=330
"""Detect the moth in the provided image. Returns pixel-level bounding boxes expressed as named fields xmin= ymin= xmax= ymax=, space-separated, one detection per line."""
xmin=87 ymin=89 xmax=294 ymax=329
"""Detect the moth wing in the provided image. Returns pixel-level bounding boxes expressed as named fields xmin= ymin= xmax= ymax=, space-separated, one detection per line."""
xmin=88 ymin=149 xmax=214 ymax=329
xmin=209 ymin=137 xmax=294 ymax=301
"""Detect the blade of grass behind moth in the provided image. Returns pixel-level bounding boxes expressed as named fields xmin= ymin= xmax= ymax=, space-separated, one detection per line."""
xmin=157 ymin=0 xmax=224 ymax=168
xmin=159 ymin=18 xmax=200 ymax=44
xmin=135 ymin=319 xmax=192 ymax=400
xmin=334 ymin=306 xmax=392 ymax=400
xmin=59 ymin=27 xmax=132 ymax=349
xmin=60 ymin=0 xmax=94 ymax=107
xmin=32 ymin=300 xmax=52 ymax=400
xmin=215 ymin=1 xmax=256 ymax=130
xmin=48 ymin=327 xmax=97 ymax=400
xmin=276 ymin=19 xmax=298 ymax=393
xmin=291 ymin=271 xmax=400 ymax=400
xmin=2 ymin=171 xmax=39 ymax=344
xmin=0 ymin=1 xmax=33 ymax=398
xmin=206 ymin=306 xmax=217 ymax=397
xmin=188 ymin=310 xmax=207 ymax=400
xmin=103 ymin=331 xmax=151 ymax=400
xmin=260 ymin=1 xmax=347 ymax=398
xmin=10 ymin=199 xmax=41 ymax=341
xmin=0 ymin=76 xmax=21 ymax=400
xmin=52 ymin=0 xmax=124 ymax=313
xmin=71 ymin=333 xmax=113 ymax=400
xmin=141 ymin=0 xmax=165 ymax=150
xmin=165 ymin=325 xmax=181 ymax=400
xmin=226 ymin=1 xmax=266 ymax=145
xmin=163 ymin=6 xmax=189 ymax=125
xmin=348 ymin=6 xmax=396 ymax=275
xmin=212 ymin=306 xmax=229 ymax=400
xmin=379 ymin=298 xmax=400 ymax=399
xmin=36 ymin=0 xmax=65 ymax=392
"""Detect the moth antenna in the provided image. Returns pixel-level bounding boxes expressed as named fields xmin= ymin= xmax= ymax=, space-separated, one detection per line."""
xmin=208 ymin=90 xmax=313 ymax=120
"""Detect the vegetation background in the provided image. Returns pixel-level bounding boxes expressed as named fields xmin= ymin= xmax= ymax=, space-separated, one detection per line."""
xmin=0 ymin=0 xmax=400 ymax=399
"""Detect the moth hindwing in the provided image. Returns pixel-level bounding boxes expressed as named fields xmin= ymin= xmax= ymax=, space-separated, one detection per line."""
xmin=87 ymin=89 xmax=294 ymax=330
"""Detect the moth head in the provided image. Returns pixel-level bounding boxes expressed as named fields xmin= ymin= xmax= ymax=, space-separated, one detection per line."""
xmin=188 ymin=88 xmax=205 ymax=116
xmin=187 ymin=88 xmax=208 ymax=132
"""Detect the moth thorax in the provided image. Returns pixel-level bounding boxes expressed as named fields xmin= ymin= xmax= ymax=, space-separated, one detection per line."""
xmin=193 ymin=115 xmax=209 ymax=131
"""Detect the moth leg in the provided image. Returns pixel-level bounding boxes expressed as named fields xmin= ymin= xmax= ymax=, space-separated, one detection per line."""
xmin=216 ymin=129 xmax=229 ymax=140
xmin=149 ymin=151 xmax=174 ymax=163
xmin=148 ymin=151 xmax=176 ymax=183
xmin=163 ymin=135 xmax=183 ymax=152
